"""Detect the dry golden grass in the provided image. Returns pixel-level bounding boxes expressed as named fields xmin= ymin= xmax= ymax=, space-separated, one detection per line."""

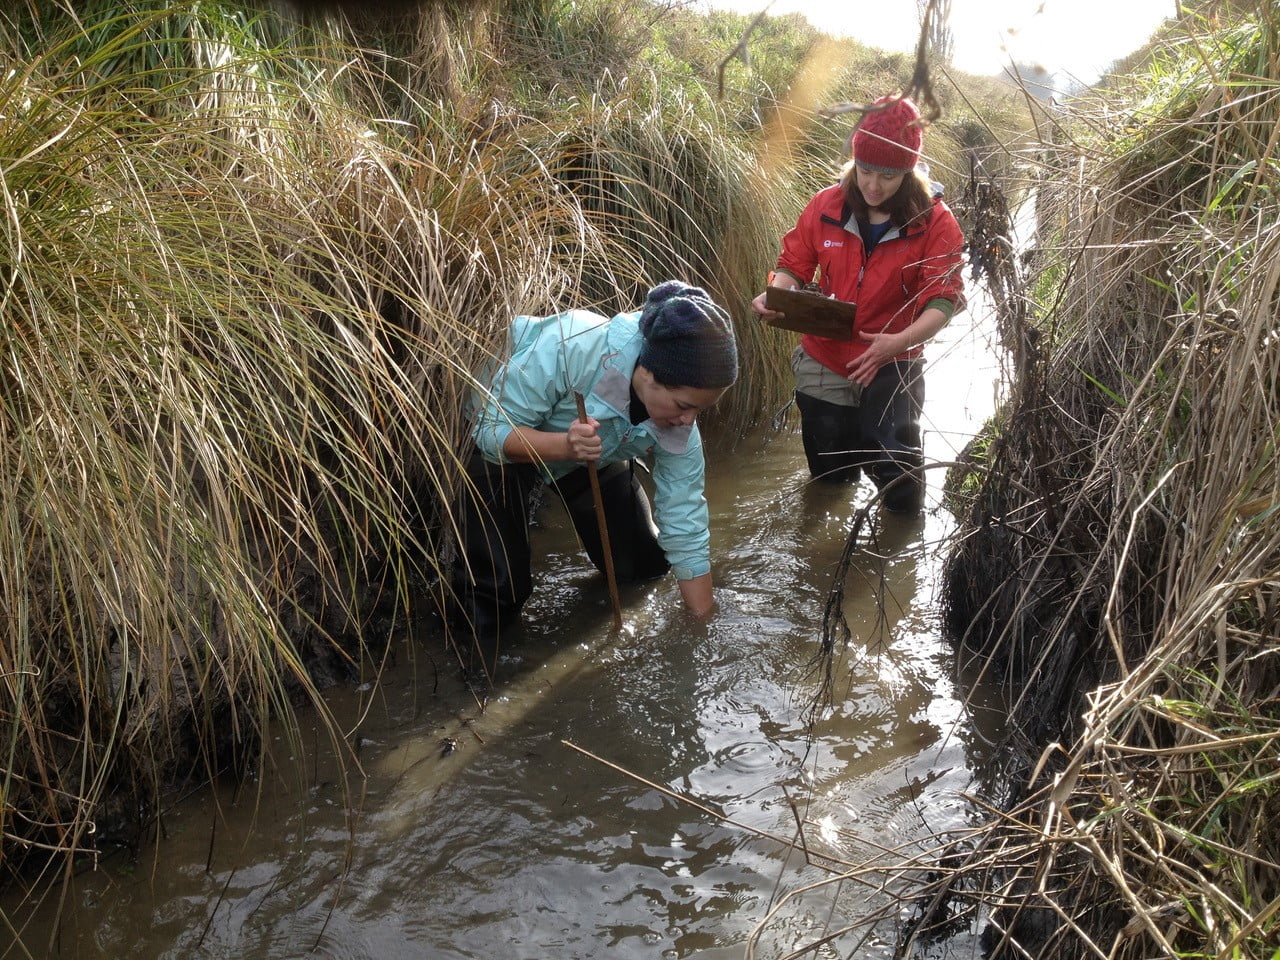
xmin=0 ymin=2 xmax=595 ymax=890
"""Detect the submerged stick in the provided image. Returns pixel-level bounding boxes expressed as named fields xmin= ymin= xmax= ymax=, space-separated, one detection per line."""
xmin=574 ymin=391 xmax=623 ymax=629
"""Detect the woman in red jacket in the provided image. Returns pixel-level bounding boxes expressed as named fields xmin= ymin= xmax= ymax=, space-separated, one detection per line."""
xmin=752 ymin=95 xmax=966 ymax=513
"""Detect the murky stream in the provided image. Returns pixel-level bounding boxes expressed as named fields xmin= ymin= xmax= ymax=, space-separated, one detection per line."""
xmin=5 ymin=305 xmax=1006 ymax=960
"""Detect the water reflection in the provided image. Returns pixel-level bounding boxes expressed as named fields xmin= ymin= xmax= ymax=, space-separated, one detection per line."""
xmin=3 ymin=308 xmax=1005 ymax=959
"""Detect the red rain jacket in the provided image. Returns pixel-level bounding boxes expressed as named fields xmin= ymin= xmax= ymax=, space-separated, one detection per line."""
xmin=774 ymin=184 xmax=966 ymax=375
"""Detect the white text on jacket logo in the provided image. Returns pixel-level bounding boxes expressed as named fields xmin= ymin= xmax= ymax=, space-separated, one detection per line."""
xmin=823 ymin=240 xmax=844 ymax=248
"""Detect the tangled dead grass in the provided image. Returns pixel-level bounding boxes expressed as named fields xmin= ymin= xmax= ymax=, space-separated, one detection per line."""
xmin=810 ymin=4 xmax=1280 ymax=957
xmin=937 ymin=8 xmax=1279 ymax=956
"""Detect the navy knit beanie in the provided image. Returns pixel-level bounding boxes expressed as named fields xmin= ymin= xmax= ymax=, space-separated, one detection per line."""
xmin=637 ymin=281 xmax=738 ymax=390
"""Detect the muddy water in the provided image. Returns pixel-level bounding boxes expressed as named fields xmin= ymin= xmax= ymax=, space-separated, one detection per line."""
xmin=5 ymin=309 xmax=1004 ymax=960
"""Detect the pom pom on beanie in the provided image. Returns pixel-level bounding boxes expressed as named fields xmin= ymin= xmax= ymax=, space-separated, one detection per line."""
xmin=637 ymin=281 xmax=738 ymax=390
xmin=850 ymin=96 xmax=923 ymax=175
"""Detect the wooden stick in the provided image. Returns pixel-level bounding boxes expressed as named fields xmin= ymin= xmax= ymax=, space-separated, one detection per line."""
xmin=574 ymin=392 xmax=623 ymax=629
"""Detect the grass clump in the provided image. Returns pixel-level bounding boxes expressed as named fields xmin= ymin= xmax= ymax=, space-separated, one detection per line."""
xmin=0 ymin=0 xmax=603 ymax=888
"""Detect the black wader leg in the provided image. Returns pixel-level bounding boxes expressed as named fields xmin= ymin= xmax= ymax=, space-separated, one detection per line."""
xmin=555 ymin=461 xmax=669 ymax=583
xmin=448 ymin=452 xmax=540 ymax=673
xmin=859 ymin=360 xmax=926 ymax=513
xmin=794 ymin=390 xmax=863 ymax=484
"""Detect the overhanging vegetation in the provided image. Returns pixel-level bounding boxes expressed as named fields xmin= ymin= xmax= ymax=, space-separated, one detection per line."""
xmin=916 ymin=3 xmax=1277 ymax=955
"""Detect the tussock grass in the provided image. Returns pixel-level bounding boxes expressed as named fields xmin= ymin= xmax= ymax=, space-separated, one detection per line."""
xmin=326 ymin=0 xmax=818 ymax=425
xmin=0 ymin=1 xmax=595 ymax=886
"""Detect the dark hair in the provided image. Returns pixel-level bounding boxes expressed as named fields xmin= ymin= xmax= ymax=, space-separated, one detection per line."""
xmin=840 ymin=161 xmax=933 ymax=229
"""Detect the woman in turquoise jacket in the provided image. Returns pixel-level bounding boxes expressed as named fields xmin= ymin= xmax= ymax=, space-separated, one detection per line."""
xmin=450 ymin=281 xmax=738 ymax=672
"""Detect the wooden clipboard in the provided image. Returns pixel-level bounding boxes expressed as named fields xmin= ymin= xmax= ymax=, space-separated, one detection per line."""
xmin=763 ymin=286 xmax=856 ymax=341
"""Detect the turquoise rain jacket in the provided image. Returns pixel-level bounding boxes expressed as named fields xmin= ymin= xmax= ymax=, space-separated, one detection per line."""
xmin=471 ymin=309 xmax=712 ymax=582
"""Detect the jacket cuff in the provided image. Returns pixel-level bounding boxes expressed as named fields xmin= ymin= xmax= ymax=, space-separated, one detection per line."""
xmin=672 ymin=558 xmax=711 ymax=581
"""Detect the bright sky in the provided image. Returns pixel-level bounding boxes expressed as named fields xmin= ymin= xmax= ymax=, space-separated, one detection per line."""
xmin=698 ymin=0 xmax=1176 ymax=84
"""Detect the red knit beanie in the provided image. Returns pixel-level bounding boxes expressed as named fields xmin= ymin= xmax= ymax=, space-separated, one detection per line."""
xmin=850 ymin=96 xmax=923 ymax=174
